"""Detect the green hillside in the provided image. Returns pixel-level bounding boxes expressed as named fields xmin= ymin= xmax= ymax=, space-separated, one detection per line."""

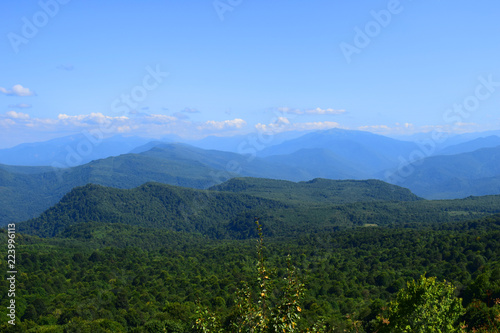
xmin=209 ymin=177 xmax=422 ymax=204
xmin=16 ymin=182 xmax=286 ymax=238
xmin=4 ymin=210 xmax=500 ymax=332
xmin=17 ymin=181 xmax=500 ymax=241
xmin=393 ymin=145 xmax=500 ymax=199
xmin=0 ymin=150 xmax=235 ymax=226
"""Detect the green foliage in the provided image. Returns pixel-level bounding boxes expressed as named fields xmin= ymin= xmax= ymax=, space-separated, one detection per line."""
xmin=17 ymin=182 xmax=286 ymax=238
xmin=15 ymin=181 xmax=500 ymax=240
xmin=194 ymin=220 xmax=309 ymax=333
xmin=0 ymin=148 xmax=226 ymax=226
xmin=209 ymin=177 xmax=422 ymax=204
xmin=395 ymin=145 xmax=500 ymax=199
xmin=374 ymin=275 xmax=465 ymax=332
xmin=3 ymin=184 xmax=500 ymax=331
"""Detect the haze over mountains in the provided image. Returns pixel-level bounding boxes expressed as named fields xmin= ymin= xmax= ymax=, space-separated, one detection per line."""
xmin=1 ymin=128 xmax=500 ymax=226
xmin=0 ymin=134 xmax=152 ymax=167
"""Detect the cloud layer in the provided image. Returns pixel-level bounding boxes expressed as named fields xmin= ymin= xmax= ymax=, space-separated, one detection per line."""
xmin=277 ymin=107 xmax=346 ymax=115
xmin=0 ymin=111 xmax=249 ymax=141
xmin=255 ymin=117 xmax=342 ymax=133
xmin=0 ymin=84 xmax=35 ymax=96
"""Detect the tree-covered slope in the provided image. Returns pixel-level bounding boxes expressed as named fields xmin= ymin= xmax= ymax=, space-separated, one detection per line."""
xmin=209 ymin=177 xmax=422 ymax=204
xmin=16 ymin=180 xmax=500 ymax=241
xmin=3 ymin=213 xmax=500 ymax=332
xmin=0 ymin=148 xmax=236 ymax=226
xmin=390 ymin=145 xmax=500 ymax=199
xmin=16 ymin=182 xmax=287 ymax=238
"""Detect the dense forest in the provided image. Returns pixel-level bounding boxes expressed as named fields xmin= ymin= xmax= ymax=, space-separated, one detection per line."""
xmin=1 ymin=179 xmax=500 ymax=332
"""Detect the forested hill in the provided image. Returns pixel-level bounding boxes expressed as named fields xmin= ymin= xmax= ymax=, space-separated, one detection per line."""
xmin=209 ymin=177 xmax=422 ymax=204
xmin=16 ymin=182 xmax=287 ymax=238
xmin=0 ymin=149 xmax=235 ymax=226
xmin=5 ymin=198 xmax=500 ymax=331
xmin=16 ymin=180 xmax=500 ymax=242
xmin=15 ymin=177 xmax=421 ymax=240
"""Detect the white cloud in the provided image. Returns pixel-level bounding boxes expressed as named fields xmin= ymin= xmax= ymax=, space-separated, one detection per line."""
xmin=256 ymin=119 xmax=340 ymax=133
xmin=199 ymin=118 xmax=247 ymax=130
xmin=294 ymin=121 xmax=341 ymax=130
xmin=143 ymin=114 xmax=177 ymax=123
xmin=0 ymin=84 xmax=35 ymax=96
xmin=6 ymin=111 xmax=30 ymax=120
xmin=358 ymin=125 xmax=390 ymax=131
xmin=0 ymin=118 xmax=16 ymax=128
xmin=255 ymin=117 xmax=292 ymax=133
xmin=358 ymin=123 xmax=419 ymax=136
xmin=277 ymin=107 xmax=304 ymax=115
xmin=0 ymin=112 xmax=249 ymax=142
xmin=57 ymin=112 xmax=128 ymax=125
xmin=305 ymin=107 xmax=345 ymax=115
xmin=116 ymin=125 xmax=132 ymax=133
xmin=454 ymin=122 xmax=478 ymax=128
xmin=359 ymin=122 xmax=481 ymax=136
xmin=276 ymin=107 xmax=345 ymax=115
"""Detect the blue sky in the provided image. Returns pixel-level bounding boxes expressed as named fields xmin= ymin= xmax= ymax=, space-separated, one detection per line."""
xmin=1 ymin=0 xmax=500 ymax=148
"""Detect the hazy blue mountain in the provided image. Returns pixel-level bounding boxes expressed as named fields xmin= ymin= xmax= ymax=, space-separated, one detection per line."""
xmin=187 ymin=130 xmax=314 ymax=153
xmin=439 ymin=130 xmax=500 ymax=148
xmin=258 ymin=128 xmax=419 ymax=175
xmin=437 ymin=136 xmax=500 ymax=155
xmin=387 ymin=145 xmax=500 ymax=199
xmin=387 ymin=130 xmax=500 ymax=148
xmin=3 ymin=130 xmax=500 ymax=226
xmin=0 ymin=164 xmax=54 ymax=174
xmin=129 ymin=141 xmax=168 ymax=154
xmin=138 ymin=143 xmax=309 ymax=181
xmin=186 ymin=135 xmax=250 ymax=152
xmin=0 ymin=134 xmax=150 ymax=167
xmin=0 ymin=146 xmax=238 ymax=226
xmin=0 ymin=142 xmax=314 ymax=226
xmin=261 ymin=148 xmax=370 ymax=179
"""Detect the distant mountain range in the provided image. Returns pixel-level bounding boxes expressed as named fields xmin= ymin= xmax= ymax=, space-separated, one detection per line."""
xmin=1 ymin=129 xmax=500 ymax=226
xmin=0 ymin=134 xmax=151 ymax=167
xmin=258 ymin=128 xmax=419 ymax=168
xmin=387 ymin=145 xmax=500 ymax=199
xmin=4 ymin=129 xmax=499 ymax=167
xmin=437 ymin=135 xmax=500 ymax=156
xmin=0 ymin=145 xmax=235 ymax=225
